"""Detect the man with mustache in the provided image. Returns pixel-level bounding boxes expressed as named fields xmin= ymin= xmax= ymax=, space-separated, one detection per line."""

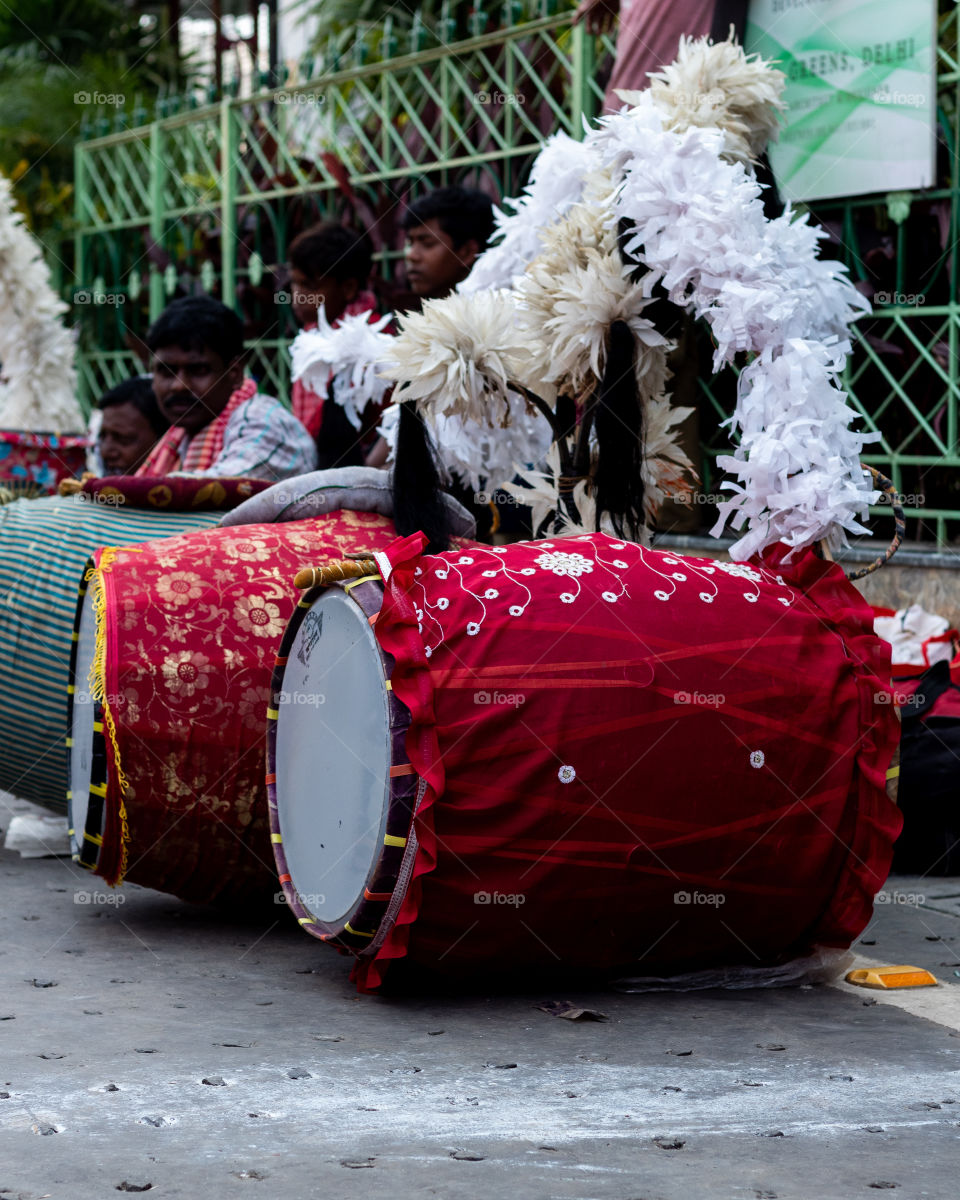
xmin=136 ymin=295 xmax=316 ymax=480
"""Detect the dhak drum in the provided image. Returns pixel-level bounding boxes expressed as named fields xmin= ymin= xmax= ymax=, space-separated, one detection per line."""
xmin=269 ymin=532 xmax=902 ymax=992
xmin=0 ymin=494 xmax=220 ymax=812
xmin=67 ymin=509 xmax=397 ymax=906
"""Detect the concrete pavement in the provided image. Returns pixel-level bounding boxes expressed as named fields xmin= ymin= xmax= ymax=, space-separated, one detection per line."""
xmin=1 ymin=802 xmax=958 ymax=1200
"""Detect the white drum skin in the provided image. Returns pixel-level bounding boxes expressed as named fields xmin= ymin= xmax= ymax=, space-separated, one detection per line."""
xmin=274 ymin=589 xmax=393 ymax=925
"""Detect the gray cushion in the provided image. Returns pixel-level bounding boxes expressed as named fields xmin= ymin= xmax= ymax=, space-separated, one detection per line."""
xmin=218 ymin=466 xmax=477 ymax=539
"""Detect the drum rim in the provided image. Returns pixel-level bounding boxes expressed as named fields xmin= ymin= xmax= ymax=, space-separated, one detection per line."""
xmin=66 ymin=558 xmax=106 ymax=873
xmin=267 ymin=572 xmax=418 ymax=953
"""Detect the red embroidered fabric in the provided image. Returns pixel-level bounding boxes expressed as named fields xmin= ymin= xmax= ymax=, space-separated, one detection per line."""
xmin=355 ymin=533 xmax=901 ymax=991
xmin=93 ymin=509 xmax=397 ymax=904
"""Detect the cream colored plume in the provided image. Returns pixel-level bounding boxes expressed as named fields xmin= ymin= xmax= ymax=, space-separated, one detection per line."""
xmin=627 ymin=32 xmax=785 ymax=166
xmin=0 ymin=174 xmax=82 ymax=431
xmin=381 ymin=289 xmax=534 ymax=427
xmin=516 ymin=203 xmax=673 ymax=400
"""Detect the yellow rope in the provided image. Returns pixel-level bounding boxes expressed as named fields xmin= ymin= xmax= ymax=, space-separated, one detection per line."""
xmin=86 ymin=547 xmax=131 ymax=886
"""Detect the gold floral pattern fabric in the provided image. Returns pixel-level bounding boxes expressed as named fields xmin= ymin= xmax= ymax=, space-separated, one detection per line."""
xmin=94 ymin=510 xmax=397 ymax=905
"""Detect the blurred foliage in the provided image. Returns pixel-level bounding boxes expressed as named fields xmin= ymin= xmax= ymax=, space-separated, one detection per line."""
xmin=0 ymin=0 xmax=191 ymax=250
xmin=293 ymin=0 xmax=577 ymax=67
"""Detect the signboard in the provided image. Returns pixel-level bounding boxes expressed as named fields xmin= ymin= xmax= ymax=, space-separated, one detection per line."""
xmin=745 ymin=0 xmax=938 ymax=202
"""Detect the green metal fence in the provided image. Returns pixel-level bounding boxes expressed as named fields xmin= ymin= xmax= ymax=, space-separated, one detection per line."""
xmin=73 ymin=6 xmax=960 ymax=543
xmin=73 ymin=11 xmax=611 ymax=409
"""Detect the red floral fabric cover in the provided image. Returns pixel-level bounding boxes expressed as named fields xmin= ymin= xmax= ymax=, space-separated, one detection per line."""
xmin=92 ymin=509 xmax=397 ymax=905
xmin=355 ymin=533 xmax=902 ymax=991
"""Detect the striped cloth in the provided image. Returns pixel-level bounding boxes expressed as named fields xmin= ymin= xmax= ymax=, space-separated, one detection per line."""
xmin=0 ymin=495 xmax=220 ymax=814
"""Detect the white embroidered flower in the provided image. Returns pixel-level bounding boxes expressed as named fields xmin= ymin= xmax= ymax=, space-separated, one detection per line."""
xmin=509 ymin=605 xmax=524 ymax=616
xmin=778 ymin=597 xmax=791 ymax=605
xmin=560 ymin=592 xmax=575 ymax=603
xmin=535 ymin=551 xmax=594 ymax=577
xmin=539 ymin=542 xmax=555 ymax=549
xmin=415 ymin=607 xmax=423 ymax=620
xmin=436 ymin=597 xmax=449 ymax=610
xmin=613 ymin=559 xmax=628 ymax=569
xmin=435 ymin=569 xmax=449 ymax=580
xmin=466 ymin=622 xmax=480 ymax=636
xmin=425 ymin=646 xmax=433 ymax=658
xmin=700 ymin=566 xmax=715 ymax=574
xmin=716 ymin=561 xmax=762 ymax=582
xmin=663 ymin=556 xmax=678 ymax=564
xmin=750 ymin=750 xmax=765 ymax=769
xmin=414 ymin=567 xmax=422 ymax=576
xmin=655 ymin=590 xmax=671 ymax=600
xmin=672 ymin=573 xmax=687 ymax=581
xmin=458 ymin=556 xmax=474 ymax=564
xmin=699 ymin=592 xmax=714 ymax=603
xmin=611 ymin=543 xmax=626 ymax=549
xmin=520 ymin=567 xmax=536 ymax=576
xmin=492 ymin=547 xmax=508 ymax=553
xmin=602 ymin=591 xmax=618 ymax=602
xmin=484 ymin=588 xmax=499 ymax=599
xmin=558 ymin=764 xmax=576 ymax=784
xmin=743 ymin=593 xmax=758 ymax=602
xmin=482 ymin=570 xmax=498 ymax=578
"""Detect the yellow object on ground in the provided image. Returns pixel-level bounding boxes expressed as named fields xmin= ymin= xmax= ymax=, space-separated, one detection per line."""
xmin=845 ymin=965 xmax=939 ymax=989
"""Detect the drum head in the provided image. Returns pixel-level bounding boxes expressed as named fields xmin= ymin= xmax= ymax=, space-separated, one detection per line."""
xmin=68 ymin=577 xmax=104 ymax=866
xmin=275 ymin=588 xmax=392 ymax=926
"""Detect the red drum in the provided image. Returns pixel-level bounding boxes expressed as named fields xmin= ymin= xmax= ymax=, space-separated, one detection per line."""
xmin=269 ymin=532 xmax=901 ymax=992
xmin=67 ymin=510 xmax=397 ymax=905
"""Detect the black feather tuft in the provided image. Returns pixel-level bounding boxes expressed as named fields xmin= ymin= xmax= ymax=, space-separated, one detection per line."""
xmin=392 ymin=401 xmax=452 ymax=553
xmin=593 ymin=319 xmax=645 ymax=541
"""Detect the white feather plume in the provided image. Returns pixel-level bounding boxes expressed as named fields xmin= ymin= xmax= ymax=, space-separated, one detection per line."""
xmin=516 ymin=202 xmax=672 ymax=400
xmin=643 ymin=32 xmax=786 ymax=166
xmin=0 ymin=173 xmax=82 ymax=432
xmin=459 ymin=132 xmax=605 ymax=295
xmin=380 ymin=289 xmax=534 ymax=426
xmin=289 ymin=309 xmax=395 ymax=429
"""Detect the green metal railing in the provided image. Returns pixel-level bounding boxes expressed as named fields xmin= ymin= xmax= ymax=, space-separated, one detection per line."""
xmin=73 ymin=5 xmax=960 ymax=543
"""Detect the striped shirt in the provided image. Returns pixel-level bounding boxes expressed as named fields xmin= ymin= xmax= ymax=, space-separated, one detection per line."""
xmin=174 ymin=393 xmax=317 ymax=481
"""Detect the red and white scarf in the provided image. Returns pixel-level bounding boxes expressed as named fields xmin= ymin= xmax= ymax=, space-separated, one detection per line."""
xmin=136 ymin=378 xmax=258 ymax=477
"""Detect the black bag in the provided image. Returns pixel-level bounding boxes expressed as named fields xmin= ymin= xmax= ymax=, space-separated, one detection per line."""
xmin=894 ymin=659 xmax=960 ymax=875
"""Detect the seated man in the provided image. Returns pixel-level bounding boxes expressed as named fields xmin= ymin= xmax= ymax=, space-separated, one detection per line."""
xmin=96 ymin=375 xmax=169 ymax=475
xmin=401 ymin=186 xmax=495 ymax=300
xmin=137 ymin=295 xmax=316 ymax=480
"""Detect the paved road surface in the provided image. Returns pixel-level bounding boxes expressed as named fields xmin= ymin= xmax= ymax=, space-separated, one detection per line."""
xmin=1 ymin=799 xmax=958 ymax=1200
